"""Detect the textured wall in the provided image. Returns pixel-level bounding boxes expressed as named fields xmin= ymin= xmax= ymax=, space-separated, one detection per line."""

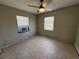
xmin=75 ymin=24 xmax=79 ymax=54
xmin=75 ymin=5 xmax=79 ymax=54
xmin=37 ymin=4 xmax=79 ymax=43
xmin=0 ymin=4 xmax=36 ymax=48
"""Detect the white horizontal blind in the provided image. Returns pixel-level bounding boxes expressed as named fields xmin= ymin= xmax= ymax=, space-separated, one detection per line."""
xmin=44 ymin=16 xmax=54 ymax=31
xmin=16 ymin=16 xmax=29 ymax=27
xmin=16 ymin=15 xmax=30 ymax=33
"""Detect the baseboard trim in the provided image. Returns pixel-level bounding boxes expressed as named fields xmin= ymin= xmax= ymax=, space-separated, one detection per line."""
xmin=74 ymin=43 xmax=79 ymax=55
xmin=0 ymin=35 xmax=35 ymax=54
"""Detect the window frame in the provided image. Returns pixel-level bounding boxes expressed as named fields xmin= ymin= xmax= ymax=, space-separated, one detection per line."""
xmin=44 ymin=16 xmax=54 ymax=31
xmin=16 ymin=15 xmax=30 ymax=33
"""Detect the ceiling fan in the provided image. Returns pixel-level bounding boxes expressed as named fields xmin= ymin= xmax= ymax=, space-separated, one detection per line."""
xmin=27 ymin=0 xmax=51 ymax=13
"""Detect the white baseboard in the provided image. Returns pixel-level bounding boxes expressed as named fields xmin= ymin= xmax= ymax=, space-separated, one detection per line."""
xmin=74 ymin=43 xmax=79 ymax=55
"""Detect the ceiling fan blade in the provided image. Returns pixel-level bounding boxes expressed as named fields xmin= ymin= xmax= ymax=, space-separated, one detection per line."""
xmin=43 ymin=3 xmax=47 ymax=8
xmin=37 ymin=10 xmax=39 ymax=13
xmin=27 ymin=5 xmax=39 ymax=8
xmin=45 ymin=8 xmax=52 ymax=11
xmin=42 ymin=0 xmax=53 ymax=8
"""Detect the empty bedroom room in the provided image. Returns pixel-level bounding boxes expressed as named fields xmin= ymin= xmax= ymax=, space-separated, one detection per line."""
xmin=0 ymin=0 xmax=79 ymax=59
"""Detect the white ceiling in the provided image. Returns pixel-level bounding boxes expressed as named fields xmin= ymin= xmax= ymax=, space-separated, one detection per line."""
xmin=0 ymin=0 xmax=79 ymax=14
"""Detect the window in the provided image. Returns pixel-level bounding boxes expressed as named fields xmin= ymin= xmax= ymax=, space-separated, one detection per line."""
xmin=16 ymin=15 xmax=29 ymax=33
xmin=44 ymin=16 xmax=54 ymax=31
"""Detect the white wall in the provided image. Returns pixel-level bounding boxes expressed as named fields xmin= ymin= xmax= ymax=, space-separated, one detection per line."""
xmin=37 ymin=4 xmax=79 ymax=43
xmin=0 ymin=4 xmax=36 ymax=48
xmin=75 ymin=25 xmax=79 ymax=54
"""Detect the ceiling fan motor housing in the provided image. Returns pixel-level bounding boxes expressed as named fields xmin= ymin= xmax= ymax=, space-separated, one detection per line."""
xmin=40 ymin=0 xmax=44 ymax=3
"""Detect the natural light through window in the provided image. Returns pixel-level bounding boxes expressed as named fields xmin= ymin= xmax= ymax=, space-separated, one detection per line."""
xmin=44 ymin=16 xmax=54 ymax=31
xmin=16 ymin=15 xmax=29 ymax=33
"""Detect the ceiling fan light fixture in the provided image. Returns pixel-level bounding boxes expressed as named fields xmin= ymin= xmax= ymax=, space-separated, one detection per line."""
xmin=39 ymin=7 xmax=45 ymax=13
